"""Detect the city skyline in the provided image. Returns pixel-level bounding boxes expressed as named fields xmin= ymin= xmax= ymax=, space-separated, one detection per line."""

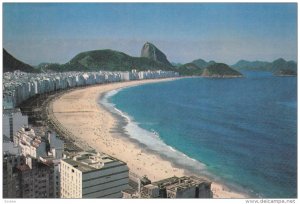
xmin=3 ymin=3 xmax=297 ymax=66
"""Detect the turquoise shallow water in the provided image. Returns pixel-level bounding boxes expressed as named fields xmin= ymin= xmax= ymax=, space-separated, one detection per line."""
xmin=103 ymin=71 xmax=297 ymax=198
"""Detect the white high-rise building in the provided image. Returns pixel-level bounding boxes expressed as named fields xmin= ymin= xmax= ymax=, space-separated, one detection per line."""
xmin=3 ymin=108 xmax=28 ymax=140
xmin=60 ymin=152 xmax=129 ymax=198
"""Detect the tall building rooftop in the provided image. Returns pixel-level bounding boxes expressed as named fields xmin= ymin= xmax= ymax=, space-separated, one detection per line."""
xmin=152 ymin=176 xmax=210 ymax=189
xmin=62 ymin=152 xmax=124 ymax=173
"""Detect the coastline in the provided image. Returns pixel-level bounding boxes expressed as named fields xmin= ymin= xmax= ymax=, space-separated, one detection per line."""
xmin=49 ymin=78 xmax=247 ymax=198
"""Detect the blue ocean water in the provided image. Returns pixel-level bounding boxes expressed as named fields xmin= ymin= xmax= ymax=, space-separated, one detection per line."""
xmin=104 ymin=71 xmax=297 ymax=198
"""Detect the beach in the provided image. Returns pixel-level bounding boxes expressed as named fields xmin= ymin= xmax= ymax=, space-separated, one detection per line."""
xmin=49 ymin=78 xmax=247 ymax=198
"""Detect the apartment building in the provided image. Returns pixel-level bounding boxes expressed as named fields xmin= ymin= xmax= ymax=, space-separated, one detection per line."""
xmin=60 ymin=151 xmax=129 ymax=198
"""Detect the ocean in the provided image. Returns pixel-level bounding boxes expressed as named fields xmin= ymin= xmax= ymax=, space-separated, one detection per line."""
xmin=101 ymin=71 xmax=297 ymax=198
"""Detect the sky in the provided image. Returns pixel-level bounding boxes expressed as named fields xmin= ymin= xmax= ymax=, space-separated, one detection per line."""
xmin=3 ymin=3 xmax=298 ymax=66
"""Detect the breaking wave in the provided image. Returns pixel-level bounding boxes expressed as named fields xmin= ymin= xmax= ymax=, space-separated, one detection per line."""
xmin=100 ymin=88 xmax=210 ymax=176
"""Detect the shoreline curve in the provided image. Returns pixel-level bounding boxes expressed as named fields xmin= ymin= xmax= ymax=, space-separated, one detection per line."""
xmin=49 ymin=78 xmax=247 ymax=198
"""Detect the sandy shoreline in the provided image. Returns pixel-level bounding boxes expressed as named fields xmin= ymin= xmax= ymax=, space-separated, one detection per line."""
xmin=50 ymin=78 xmax=247 ymax=198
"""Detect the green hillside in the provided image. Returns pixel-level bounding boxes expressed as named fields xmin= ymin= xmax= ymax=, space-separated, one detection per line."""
xmin=202 ymin=63 xmax=243 ymax=77
xmin=177 ymin=63 xmax=203 ymax=76
xmin=3 ymin=49 xmax=39 ymax=73
xmin=43 ymin=49 xmax=174 ymax=72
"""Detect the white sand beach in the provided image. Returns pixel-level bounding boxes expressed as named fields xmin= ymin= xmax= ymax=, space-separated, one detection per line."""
xmin=49 ymin=78 xmax=247 ymax=198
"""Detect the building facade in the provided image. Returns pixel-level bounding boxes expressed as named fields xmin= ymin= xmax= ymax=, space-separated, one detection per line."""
xmin=3 ymin=154 xmax=25 ymax=198
xmin=3 ymin=108 xmax=28 ymax=140
xmin=8 ymin=127 xmax=64 ymax=198
xmin=3 ymin=153 xmax=57 ymax=198
xmin=14 ymin=127 xmax=47 ymax=159
xmin=141 ymin=176 xmax=213 ymax=198
xmin=14 ymin=157 xmax=56 ymax=198
xmin=3 ymin=70 xmax=179 ymax=109
xmin=60 ymin=151 xmax=129 ymax=198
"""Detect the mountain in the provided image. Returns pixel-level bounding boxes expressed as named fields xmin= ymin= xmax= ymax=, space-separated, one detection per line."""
xmin=232 ymin=58 xmax=297 ymax=76
xmin=177 ymin=61 xmax=242 ymax=77
xmin=191 ymin=59 xmax=216 ymax=69
xmin=141 ymin=42 xmax=172 ymax=66
xmin=191 ymin=59 xmax=207 ymax=68
xmin=177 ymin=63 xmax=203 ymax=76
xmin=232 ymin=60 xmax=269 ymax=71
xmin=3 ymin=49 xmax=38 ymax=73
xmin=202 ymin=63 xmax=243 ymax=77
xmin=267 ymin=58 xmax=297 ymax=74
xmin=175 ymin=59 xmax=216 ymax=76
xmin=43 ymin=49 xmax=174 ymax=72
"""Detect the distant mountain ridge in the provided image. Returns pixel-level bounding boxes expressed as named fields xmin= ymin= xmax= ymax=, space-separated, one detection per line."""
xmin=39 ymin=49 xmax=174 ymax=72
xmin=232 ymin=60 xmax=269 ymax=71
xmin=34 ymin=51 xmax=243 ymax=77
xmin=4 ymin=44 xmax=295 ymax=77
xmin=3 ymin=49 xmax=39 ymax=73
xmin=232 ymin=58 xmax=297 ymax=75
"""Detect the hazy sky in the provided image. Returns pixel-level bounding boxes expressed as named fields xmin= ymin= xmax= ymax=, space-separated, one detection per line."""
xmin=3 ymin=3 xmax=297 ymax=66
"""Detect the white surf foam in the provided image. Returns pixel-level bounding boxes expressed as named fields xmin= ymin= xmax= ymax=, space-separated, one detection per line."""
xmin=100 ymin=89 xmax=208 ymax=174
